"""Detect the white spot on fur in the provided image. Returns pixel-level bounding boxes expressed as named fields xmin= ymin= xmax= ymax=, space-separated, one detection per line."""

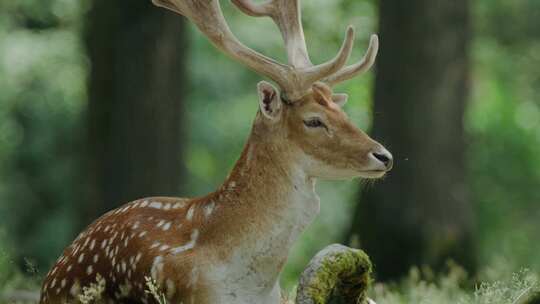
xmin=151 ymin=256 xmax=164 ymax=281
xmin=164 ymin=203 xmax=171 ymax=210
xmin=93 ymin=254 xmax=99 ymax=263
xmin=135 ymin=252 xmax=142 ymax=262
xmin=69 ymin=280 xmax=81 ymax=296
xmin=159 ymin=245 xmax=170 ymax=251
xmin=140 ymin=200 xmax=149 ymax=208
xmin=186 ymin=205 xmax=195 ymax=221
xmin=149 ymin=201 xmax=163 ymax=209
xmin=173 ymin=201 xmax=186 ymax=209
xmin=90 ymin=239 xmax=96 ymax=250
xmin=78 ymin=253 xmax=85 ymax=264
xmin=138 ymin=231 xmax=147 ymax=238
xmin=171 ymin=229 xmax=199 ymax=254
xmin=86 ymin=265 xmax=93 ymax=275
xmin=204 ymin=201 xmax=216 ymax=218
xmin=73 ymin=244 xmax=80 ymax=255
xmin=162 ymin=222 xmax=171 ymax=231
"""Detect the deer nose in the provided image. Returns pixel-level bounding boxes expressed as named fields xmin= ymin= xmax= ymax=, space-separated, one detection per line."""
xmin=369 ymin=148 xmax=393 ymax=170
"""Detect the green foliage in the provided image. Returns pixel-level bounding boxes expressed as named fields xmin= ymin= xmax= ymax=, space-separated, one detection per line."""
xmin=0 ymin=0 xmax=87 ymax=268
xmin=0 ymin=231 xmax=41 ymax=300
xmin=469 ymin=0 xmax=540 ymax=274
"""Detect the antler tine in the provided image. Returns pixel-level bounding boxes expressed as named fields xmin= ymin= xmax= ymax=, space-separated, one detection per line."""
xmin=232 ymin=0 xmax=355 ymax=100
xmin=323 ymin=34 xmax=379 ymax=86
xmin=230 ymin=0 xmax=274 ymax=17
xmin=301 ymin=26 xmax=355 ymax=88
xmin=152 ymin=0 xmax=290 ymax=90
xmin=233 ymin=0 xmax=311 ymax=69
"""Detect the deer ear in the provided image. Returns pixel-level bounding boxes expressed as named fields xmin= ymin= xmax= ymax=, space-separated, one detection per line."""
xmin=332 ymin=93 xmax=348 ymax=107
xmin=257 ymin=81 xmax=282 ymax=121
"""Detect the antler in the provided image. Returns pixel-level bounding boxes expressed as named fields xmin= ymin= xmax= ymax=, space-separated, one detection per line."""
xmin=323 ymin=34 xmax=379 ymax=86
xmin=152 ymin=0 xmax=378 ymax=101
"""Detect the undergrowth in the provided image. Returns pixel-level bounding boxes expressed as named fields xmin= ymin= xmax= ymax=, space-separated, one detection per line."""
xmin=371 ymin=264 xmax=539 ymax=304
xmin=0 ymin=250 xmax=538 ymax=304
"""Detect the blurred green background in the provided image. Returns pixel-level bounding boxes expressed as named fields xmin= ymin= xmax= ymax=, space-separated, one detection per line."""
xmin=0 ymin=0 xmax=539 ymax=297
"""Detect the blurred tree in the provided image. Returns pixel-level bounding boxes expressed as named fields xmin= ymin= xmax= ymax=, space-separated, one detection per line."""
xmin=0 ymin=0 xmax=88 ymax=267
xmin=84 ymin=0 xmax=188 ymax=222
xmin=350 ymin=0 xmax=476 ymax=280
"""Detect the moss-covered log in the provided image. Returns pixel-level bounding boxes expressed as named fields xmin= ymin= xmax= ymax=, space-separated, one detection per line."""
xmin=295 ymin=244 xmax=375 ymax=304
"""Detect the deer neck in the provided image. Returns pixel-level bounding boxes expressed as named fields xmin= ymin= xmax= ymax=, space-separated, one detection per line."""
xmin=214 ymin=125 xmax=320 ymax=255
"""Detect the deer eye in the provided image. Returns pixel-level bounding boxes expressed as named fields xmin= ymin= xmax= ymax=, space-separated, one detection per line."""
xmin=303 ymin=118 xmax=325 ymax=128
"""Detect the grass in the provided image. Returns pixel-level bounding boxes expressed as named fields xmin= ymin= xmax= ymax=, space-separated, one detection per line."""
xmin=0 ymin=248 xmax=538 ymax=304
xmin=371 ymin=264 xmax=539 ymax=304
xmin=145 ymin=276 xmax=168 ymax=304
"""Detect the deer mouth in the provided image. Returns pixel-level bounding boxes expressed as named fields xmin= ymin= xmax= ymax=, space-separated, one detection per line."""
xmin=359 ymin=170 xmax=387 ymax=179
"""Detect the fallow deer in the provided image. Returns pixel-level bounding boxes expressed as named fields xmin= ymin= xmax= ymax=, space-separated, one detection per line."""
xmin=40 ymin=0 xmax=393 ymax=303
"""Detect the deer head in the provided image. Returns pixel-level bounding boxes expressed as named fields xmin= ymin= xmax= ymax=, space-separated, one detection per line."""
xmin=152 ymin=0 xmax=393 ymax=178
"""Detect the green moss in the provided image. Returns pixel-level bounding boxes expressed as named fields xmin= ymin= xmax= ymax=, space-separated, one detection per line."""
xmin=297 ymin=245 xmax=372 ymax=304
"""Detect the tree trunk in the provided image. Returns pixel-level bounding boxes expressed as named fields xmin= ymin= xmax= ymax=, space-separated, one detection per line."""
xmin=350 ymin=0 xmax=475 ymax=280
xmin=84 ymin=0 xmax=187 ymax=222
